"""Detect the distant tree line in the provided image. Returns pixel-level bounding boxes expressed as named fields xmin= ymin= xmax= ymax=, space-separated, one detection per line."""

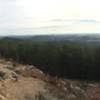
xmin=0 ymin=39 xmax=100 ymax=80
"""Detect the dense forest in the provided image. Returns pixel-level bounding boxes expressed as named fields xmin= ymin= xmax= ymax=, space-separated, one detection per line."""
xmin=0 ymin=39 xmax=100 ymax=80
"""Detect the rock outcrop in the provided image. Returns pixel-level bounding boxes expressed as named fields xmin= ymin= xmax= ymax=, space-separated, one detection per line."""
xmin=0 ymin=59 xmax=99 ymax=100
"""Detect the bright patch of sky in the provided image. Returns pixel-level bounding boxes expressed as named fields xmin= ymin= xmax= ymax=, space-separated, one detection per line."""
xmin=0 ymin=0 xmax=100 ymax=35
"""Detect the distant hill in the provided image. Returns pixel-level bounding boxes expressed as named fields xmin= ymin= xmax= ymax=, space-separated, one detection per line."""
xmin=2 ymin=34 xmax=100 ymax=45
xmin=2 ymin=37 xmax=23 ymax=41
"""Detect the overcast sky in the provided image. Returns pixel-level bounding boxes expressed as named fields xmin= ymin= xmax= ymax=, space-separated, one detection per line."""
xmin=0 ymin=0 xmax=100 ymax=35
